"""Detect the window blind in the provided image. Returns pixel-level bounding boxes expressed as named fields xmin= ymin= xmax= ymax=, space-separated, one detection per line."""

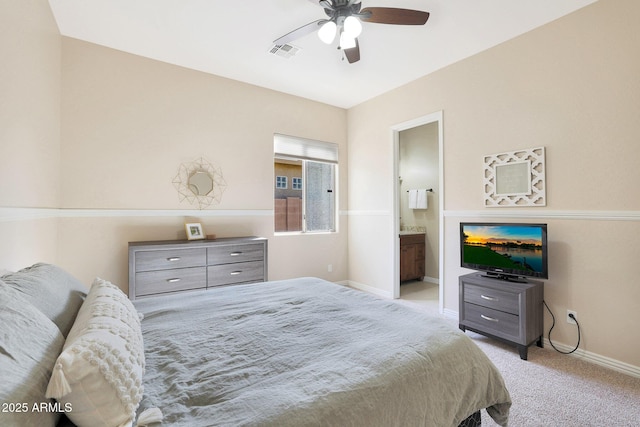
xmin=274 ymin=134 xmax=338 ymax=163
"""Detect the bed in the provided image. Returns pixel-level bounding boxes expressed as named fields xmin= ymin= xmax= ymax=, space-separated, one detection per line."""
xmin=1 ymin=264 xmax=511 ymax=427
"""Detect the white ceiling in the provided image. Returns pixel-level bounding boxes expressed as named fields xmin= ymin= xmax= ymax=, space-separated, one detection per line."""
xmin=48 ymin=0 xmax=597 ymax=109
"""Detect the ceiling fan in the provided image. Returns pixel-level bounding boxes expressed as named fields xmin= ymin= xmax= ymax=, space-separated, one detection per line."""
xmin=273 ymin=0 xmax=430 ymax=64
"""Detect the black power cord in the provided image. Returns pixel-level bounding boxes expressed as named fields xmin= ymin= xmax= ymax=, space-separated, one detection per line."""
xmin=543 ymin=300 xmax=581 ymax=354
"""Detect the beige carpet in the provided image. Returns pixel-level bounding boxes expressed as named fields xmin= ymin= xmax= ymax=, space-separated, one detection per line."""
xmin=396 ymin=283 xmax=640 ymax=426
xmin=470 ymin=332 xmax=640 ymax=426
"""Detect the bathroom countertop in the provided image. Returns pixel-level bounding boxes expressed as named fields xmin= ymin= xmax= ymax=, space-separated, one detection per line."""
xmin=399 ymin=231 xmax=425 ymax=236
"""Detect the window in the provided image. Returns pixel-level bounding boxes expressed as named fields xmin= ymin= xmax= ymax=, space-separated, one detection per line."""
xmin=275 ymin=176 xmax=288 ymax=189
xmin=274 ymin=134 xmax=338 ymax=233
xmin=292 ymin=177 xmax=302 ymax=190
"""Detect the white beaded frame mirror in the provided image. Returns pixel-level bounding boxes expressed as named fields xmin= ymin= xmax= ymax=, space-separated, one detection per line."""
xmin=483 ymin=147 xmax=546 ymax=207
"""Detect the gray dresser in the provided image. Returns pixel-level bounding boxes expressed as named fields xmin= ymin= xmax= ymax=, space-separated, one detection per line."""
xmin=458 ymin=272 xmax=543 ymax=360
xmin=128 ymin=236 xmax=267 ymax=300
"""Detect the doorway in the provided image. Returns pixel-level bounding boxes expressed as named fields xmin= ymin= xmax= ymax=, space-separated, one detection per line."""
xmin=392 ymin=112 xmax=443 ymax=313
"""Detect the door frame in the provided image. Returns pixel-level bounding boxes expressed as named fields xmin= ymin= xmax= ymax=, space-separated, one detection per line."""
xmin=391 ymin=111 xmax=444 ymax=313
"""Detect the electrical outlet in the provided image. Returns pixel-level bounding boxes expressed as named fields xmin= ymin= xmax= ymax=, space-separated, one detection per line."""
xmin=567 ymin=310 xmax=577 ymax=325
xmin=327 ymin=264 xmax=333 ymax=273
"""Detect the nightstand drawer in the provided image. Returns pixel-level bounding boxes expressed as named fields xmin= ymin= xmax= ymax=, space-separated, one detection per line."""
xmin=464 ymin=303 xmax=519 ymax=338
xmin=208 ymin=261 xmax=265 ymax=287
xmin=459 ymin=272 xmax=544 ymax=360
xmin=208 ymin=244 xmax=264 ymax=265
xmin=135 ymin=267 xmax=206 ymax=296
xmin=135 ymin=248 xmax=206 ymax=272
xmin=464 ymin=284 xmax=519 ymax=314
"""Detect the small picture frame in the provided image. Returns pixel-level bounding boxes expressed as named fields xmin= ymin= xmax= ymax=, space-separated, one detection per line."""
xmin=185 ymin=222 xmax=204 ymax=240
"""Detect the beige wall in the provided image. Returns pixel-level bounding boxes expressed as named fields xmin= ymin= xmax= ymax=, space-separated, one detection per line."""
xmin=1 ymin=0 xmax=348 ymax=286
xmin=0 ymin=0 xmax=61 ymax=270
xmin=57 ymin=38 xmax=348 ymax=289
xmin=348 ymin=0 xmax=640 ymax=368
xmin=3 ymin=0 xmax=639 ymax=372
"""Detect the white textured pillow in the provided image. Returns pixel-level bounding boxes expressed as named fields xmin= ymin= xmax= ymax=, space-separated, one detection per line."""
xmin=46 ymin=278 xmax=146 ymax=427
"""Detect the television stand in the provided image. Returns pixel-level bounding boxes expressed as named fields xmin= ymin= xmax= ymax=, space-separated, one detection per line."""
xmin=458 ymin=272 xmax=544 ymax=360
xmin=480 ymin=272 xmax=528 ymax=283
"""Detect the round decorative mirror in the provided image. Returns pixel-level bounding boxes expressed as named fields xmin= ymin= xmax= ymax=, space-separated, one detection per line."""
xmin=188 ymin=171 xmax=214 ymax=196
xmin=173 ymin=157 xmax=227 ymax=209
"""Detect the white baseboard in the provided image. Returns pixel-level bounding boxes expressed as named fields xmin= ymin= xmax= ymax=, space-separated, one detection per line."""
xmin=422 ymin=276 xmax=439 ymax=285
xmin=542 ymin=338 xmax=640 ymax=378
xmin=443 ymin=308 xmax=458 ymax=320
xmin=338 ymin=286 xmax=640 ymax=378
xmin=447 ymin=309 xmax=640 ymax=378
xmin=341 ymin=280 xmax=393 ymax=299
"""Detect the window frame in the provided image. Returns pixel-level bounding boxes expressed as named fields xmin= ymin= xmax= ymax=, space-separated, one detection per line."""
xmin=275 ymin=175 xmax=288 ymax=189
xmin=292 ymin=177 xmax=303 ymax=191
xmin=274 ymin=134 xmax=338 ymax=235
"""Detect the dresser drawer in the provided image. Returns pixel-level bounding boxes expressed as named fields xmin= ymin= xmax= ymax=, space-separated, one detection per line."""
xmin=135 ymin=267 xmax=207 ymax=296
xmin=135 ymin=248 xmax=206 ymax=272
xmin=464 ymin=303 xmax=520 ymax=338
xmin=207 ymin=261 xmax=265 ymax=287
xmin=464 ymin=283 xmax=519 ymax=315
xmin=207 ymin=243 xmax=264 ymax=265
xmin=129 ymin=237 xmax=267 ymax=300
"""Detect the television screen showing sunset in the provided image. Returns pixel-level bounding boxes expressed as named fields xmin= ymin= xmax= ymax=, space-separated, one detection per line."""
xmin=462 ymin=224 xmax=544 ymax=274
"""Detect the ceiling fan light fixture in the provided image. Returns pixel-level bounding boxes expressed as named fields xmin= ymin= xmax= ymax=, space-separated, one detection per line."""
xmin=273 ymin=2 xmax=431 ymax=64
xmin=339 ymin=32 xmax=356 ymax=50
xmin=318 ymin=21 xmax=337 ymax=44
xmin=343 ymin=16 xmax=362 ymax=38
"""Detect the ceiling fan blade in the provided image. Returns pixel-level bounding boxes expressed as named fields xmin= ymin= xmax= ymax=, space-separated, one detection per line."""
xmin=319 ymin=0 xmax=334 ymax=9
xmin=273 ymin=19 xmax=328 ymax=45
xmin=358 ymin=7 xmax=430 ymax=25
xmin=344 ymin=38 xmax=360 ymax=64
xmin=306 ymin=0 xmax=334 ymax=10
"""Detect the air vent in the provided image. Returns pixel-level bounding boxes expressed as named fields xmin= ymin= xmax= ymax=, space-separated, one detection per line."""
xmin=269 ymin=43 xmax=301 ymax=59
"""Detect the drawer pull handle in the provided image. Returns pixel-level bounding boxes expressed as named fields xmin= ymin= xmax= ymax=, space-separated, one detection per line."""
xmin=230 ymin=271 xmax=242 ymax=276
xmin=167 ymin=278 xmax=181 ymax=283
xmin=230 ymin=252 xmax=242 ymax=257
xmin=167 ymin=257 xmax=181 ymax=262
xmin=481 ymin=314 xmax=499 ymax=323
xmin=481 ymin=294 xmax=498 ymax=302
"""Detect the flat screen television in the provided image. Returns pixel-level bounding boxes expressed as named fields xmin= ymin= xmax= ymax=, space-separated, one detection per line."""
xmin=460 ymin=222 xmax=548 ymax=281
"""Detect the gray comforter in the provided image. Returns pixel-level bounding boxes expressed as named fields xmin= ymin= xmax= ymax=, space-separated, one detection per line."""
xmin=134 ymin=277 xmax=510 ymax=427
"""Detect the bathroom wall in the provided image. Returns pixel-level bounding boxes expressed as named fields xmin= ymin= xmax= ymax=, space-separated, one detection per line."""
xmin=399 ymin=123 xmax=439 ymax=281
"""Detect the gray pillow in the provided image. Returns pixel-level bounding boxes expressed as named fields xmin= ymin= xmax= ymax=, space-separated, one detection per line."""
xmin=1 ymin=263 xmax=87 ymax=337
xmin=0 ymin=281 xmax=65 ymax=427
